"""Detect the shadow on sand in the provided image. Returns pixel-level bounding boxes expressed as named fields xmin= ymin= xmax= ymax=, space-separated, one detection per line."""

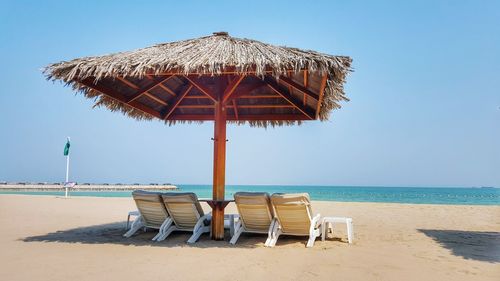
xmin=21 ymin=222 xmax=313 ymax=249
xmin=418 ymin=229 xmax=500 ymax=263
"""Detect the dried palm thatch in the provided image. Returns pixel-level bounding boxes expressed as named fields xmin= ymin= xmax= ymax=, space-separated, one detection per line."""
xmin=44 ymin=32 xmax=352 ymax=127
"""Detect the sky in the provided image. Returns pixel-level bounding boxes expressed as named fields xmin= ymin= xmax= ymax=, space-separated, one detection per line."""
xmin=0 ymin=0 xmax=498 ymax=187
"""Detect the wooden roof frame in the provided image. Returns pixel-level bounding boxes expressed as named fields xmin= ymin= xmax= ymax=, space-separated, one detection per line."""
xmin=77 ymin=70 xmax=325 ymax=122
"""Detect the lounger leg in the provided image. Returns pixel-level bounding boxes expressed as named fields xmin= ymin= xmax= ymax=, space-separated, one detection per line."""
xmin=306 ymin=234 xmax=316 ymax=248
xmin=152 ymin=232 xmax=161 ymax=241
xmin=268 ymin=229 xmax=281 ymax=247
xmin=265 ymin=220 xmax=279 ymax=247
xmin=123 ymin=215 xmax=144 ymax=238
xmin=186 ymin=214 xmax=211 ymax=244
xmin=307 ymin=229 xmax=321 ymax=248
xmin=160 ymin=218 xmax=173 ymax=235
xmin=229 ymin=222 xmax=244 ymax=245
xmin=322 ymin=221 xmax=326 ymax=241
xmin=264 ymin=219 xmax=276 ymax=246
xmin=156 ymin=221 xmax=175 ymax=242
xmin=306 ymin=214 xmax=321 ymax=248
xmin=323 ymin=222 xmax=333 ymax=241
xmin=347 ymin=219 xmax=353 ymax=244
xmin=153 ymin=218 xmax=172 ymax=241
xmin=229 ymin=215 xmax=235 ymax=237
xmin=187 ymin=226 xmax=210 ymax=244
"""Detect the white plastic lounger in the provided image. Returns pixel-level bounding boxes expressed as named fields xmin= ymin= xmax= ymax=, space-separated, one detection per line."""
xmin=157 ymin=193 xmax=211 ymax=243
xmin=267 ymin=193 xmax=321 ymax=248
xmin=123 ymin=190 xmax=172 ymax=241
xmin=230 ymin=192 xmax=276 ymax=245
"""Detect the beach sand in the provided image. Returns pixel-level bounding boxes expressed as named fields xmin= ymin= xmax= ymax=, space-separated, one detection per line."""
xmin=0 ymin=195 xmax=498 ymax=281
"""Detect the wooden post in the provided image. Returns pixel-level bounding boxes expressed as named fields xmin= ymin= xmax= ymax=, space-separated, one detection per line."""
xmin=211 ymin=94 xmax=227 ymax=240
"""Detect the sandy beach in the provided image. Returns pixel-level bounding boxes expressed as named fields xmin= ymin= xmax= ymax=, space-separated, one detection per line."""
xmin=0 ymin=195 xmax=498 ymax=281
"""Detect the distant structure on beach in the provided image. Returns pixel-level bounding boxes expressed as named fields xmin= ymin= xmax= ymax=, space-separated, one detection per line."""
xmin=0 ymin=182 xmax=178 ymax=191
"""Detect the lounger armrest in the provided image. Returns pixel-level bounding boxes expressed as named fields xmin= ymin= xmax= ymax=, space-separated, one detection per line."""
xmin=308 ymin=214 xmax=321 ymax=239
xmin=201 ymin=213 xmax=212 ymax=224
xmin=193 ymin=213 xmax=212 ymax=231
xmin=312 ymin=214 xmax=321 ymax=228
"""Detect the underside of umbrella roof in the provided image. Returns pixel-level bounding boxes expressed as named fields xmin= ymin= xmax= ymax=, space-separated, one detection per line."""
xmin=44 ymin=32 xmax=352 ymax=127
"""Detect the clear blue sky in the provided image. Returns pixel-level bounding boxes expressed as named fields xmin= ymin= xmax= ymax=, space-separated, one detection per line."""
xmin=0 ymin=0 xmax=498 ymax=187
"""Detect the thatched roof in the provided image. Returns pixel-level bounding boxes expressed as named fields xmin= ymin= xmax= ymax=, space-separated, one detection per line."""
xmin=44 ymin=32 xmax=352 ymax=127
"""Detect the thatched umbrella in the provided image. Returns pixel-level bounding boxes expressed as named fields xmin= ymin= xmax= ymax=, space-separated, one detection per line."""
xmin=44 ymin=32 xmax=352 ymax=240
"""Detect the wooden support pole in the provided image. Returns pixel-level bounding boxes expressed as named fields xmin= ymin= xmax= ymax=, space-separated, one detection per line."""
xmin=211 ymin=93 xmax=227 ymax=240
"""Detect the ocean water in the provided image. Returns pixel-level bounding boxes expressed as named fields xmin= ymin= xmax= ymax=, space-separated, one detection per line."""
xmin=1 ymin=185 xmax=498 ymax=205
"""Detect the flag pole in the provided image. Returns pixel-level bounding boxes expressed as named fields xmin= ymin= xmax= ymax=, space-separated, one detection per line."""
xmin=65 ymin=137 xmax=70 ymax=198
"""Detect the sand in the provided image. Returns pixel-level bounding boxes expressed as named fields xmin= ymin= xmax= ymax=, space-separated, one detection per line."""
xmin=0 ymin=195 xmax=498 ymax=281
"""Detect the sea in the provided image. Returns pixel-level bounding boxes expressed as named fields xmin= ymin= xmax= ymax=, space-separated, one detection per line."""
xmin=1 ymin=185 xmax=498 ymax=205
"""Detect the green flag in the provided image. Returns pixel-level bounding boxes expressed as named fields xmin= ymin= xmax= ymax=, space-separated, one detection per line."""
xmin=63 ymin=139 xmax=70 ymax=156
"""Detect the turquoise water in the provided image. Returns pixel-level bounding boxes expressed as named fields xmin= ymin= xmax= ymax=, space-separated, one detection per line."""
xmin=1 ymin=185 xmax=498 ymax=205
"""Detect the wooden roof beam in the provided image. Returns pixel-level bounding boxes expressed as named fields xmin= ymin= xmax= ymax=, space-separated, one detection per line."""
xmin=143 ymin=92 xmax=168 ymax=106
xmin=78 ymin=78 xmax=162 ymax=119
xmin=183 ymin=75 xmax=217 ymax=102
xmin=263 ymin=77 xmax=315 ymax=120
xmin=168 ymin=114 xmax=310 ymax=121
xmin=222 ymin=75 xmax=245 ymax=103
xmin=145 ymin=74 xmax=171 ymax=80
xmin=239 ymin=95 xmax=280 ymax=99
xmin=236 ymin=104 xmax=294 ymax=109
xmin=223 ymin=81 xmax=266 ymax=104
xmin=184 ymin=95 xmax=210 ymax=99
xmin=162 ymin=85 xmax=194 ymax=120
xmin=176 ymin=104 xmax=295 ymax=109
xmin=286 ymin=71 xmax=295 ymax=107
xmin=157 ymin=83 xmax=177 ymax=97
xmin=278 ymin=76 xmax=317 ymax=101
xmin=232 ymin=100 xmax=239 ymax=120
xmin=177 ymin=105 xmax=215 ymax=109
xmin=184 ymin=94 xmax=281 ymax=99
xmin=116 ymin=76 xmax=140 ymax=90
xmin=316 ymin=74 xmax=328 ymax=119
xmin=303 ymin=70 xmax=308 ymax=106
xmin=126 ymin=76 xmax=173 ymax=104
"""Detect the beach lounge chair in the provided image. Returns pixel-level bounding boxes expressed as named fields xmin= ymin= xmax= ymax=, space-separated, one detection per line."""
xmin=230 ymin=192 xmax=276 ymax=245
xmin=157 ymin=192 xmax=211 ymax=243
xmin=267 ymin=193 xmax=321 ymax=248
xmin=123 ymin=190 xmax=172 ymax=241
